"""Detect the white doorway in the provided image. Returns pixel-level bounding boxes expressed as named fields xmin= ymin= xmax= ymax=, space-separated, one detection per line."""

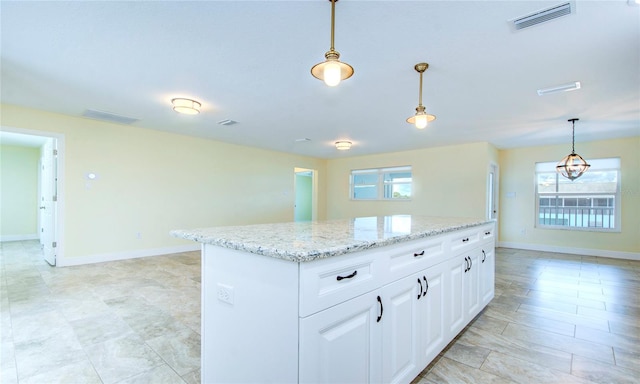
xmin=294 ymin=168 xmax=317 ymax=222
xmin=487 ymin=162 xmax=499 ymax=222
xmin=1 ymin=127 xmax=64 ymax=266
xmin=40 ymin=138 xmax=58 ymax=265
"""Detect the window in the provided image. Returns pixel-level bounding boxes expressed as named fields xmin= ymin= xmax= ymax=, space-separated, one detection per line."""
xmin=351 ymin=166 xmax=412 ymax=200
xmin=535 ymin=158 xmax=620 ymax=231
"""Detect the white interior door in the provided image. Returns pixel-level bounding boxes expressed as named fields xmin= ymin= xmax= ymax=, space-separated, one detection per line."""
xmin=40 ymin=138 xmax=57 ymax=265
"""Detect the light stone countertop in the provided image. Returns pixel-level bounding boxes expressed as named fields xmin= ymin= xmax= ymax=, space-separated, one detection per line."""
xmin=171 ymin=215 xmax=492 ymax=262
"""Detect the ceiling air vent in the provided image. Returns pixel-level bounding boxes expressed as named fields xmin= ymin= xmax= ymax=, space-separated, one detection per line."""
xmin=82 ymin=109 xmax=139 ymax=125
xmin=510 ymin=2 xmax=574 ymax=31
xmin=217 ymin=119 xmax=238 ymax=126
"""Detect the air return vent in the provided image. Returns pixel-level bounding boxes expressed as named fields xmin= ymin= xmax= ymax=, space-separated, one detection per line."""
xmin=510 ymin=2 xmax=574 ymax=31
xmin=82 ymin=109 xmax=139 ymax=125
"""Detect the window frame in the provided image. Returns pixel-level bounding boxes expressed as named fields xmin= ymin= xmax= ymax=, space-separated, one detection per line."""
xmin=534 ymin=158 xmax=621 ymax=232
xmin=350 ymin=166 xmax=412 ymax=201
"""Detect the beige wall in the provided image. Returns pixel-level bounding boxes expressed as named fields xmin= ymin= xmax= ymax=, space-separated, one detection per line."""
xmin=3 ymin=103 xmax=637 ymax=262
xmin=1 ymin=104 xmax=327 ymax=263
xmin=499 ymin=137 xmax=640 ymax=255
xmin=325 ymin=142 xmax=499 ymax=220
xmin=0 ymin=145 xmax=40 ymax=240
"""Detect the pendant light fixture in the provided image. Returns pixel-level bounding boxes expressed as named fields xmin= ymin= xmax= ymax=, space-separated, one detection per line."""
xmin=406 ymin=63 xmax=436 ymax=129
xmin=311 ymin=0 xmax=354 ymax=87
xmin=556 ymin=118 xmax=590 ymax=180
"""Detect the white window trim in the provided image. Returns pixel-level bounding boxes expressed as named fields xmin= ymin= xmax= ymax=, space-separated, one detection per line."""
xmin=350 ymin=166 xmax=412 ymax=201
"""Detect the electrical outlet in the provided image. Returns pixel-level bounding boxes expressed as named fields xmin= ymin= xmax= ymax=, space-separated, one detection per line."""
xmin=217 ymin=283 xmax=234 ymax=305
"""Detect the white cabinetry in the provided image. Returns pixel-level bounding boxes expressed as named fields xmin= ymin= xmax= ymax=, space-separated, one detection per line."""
xmin=299 ymin=290 xmax=382 ymax=384
xmin=480 ymin=233 xmax=495 ymax=306
xmin=417 ymin=261 xmax=447 ymax=367
xmin=464 ymin=249 xmax=481 ymax=320
xmin=201 ymin=222 xmax=495 ymax=384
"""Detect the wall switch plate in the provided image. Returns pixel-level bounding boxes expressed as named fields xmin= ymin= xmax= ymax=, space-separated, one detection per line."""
xmin=217 ymin=283 xmax=234 ymax=305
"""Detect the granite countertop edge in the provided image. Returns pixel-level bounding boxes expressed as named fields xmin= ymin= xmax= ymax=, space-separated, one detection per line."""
xmin=171 ymin=218 xmax=492 ymax=263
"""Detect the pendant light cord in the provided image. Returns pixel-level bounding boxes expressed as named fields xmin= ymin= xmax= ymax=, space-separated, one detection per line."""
xmin=418 ymin=72 xmax=424 ymax=107
xmin=570 ymin=118 xmax=577 ymax=154
xmin=330 ymin=0 xmax=336 ymax=51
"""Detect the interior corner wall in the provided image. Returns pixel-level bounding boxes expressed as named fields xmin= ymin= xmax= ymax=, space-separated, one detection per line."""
xmin=0 ymin=145 xmax=40 ymax=241
xmin=1 ymin=104 xmax=327 ymax=265
xmin=498 ymin=136 xmax=640 ymax=258
xmin=325 ymin=142 xmax=497 ymax=220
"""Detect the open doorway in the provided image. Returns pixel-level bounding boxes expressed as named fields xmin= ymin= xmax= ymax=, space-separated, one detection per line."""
xmin=0 ymin=127 xmax=64 ymax=266
xmin=488 ymin=162 xmax=499 ymax=222
xmin=294 ymin=167 xmax=317 ymax=222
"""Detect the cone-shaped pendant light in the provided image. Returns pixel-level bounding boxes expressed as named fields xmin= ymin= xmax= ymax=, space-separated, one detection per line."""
xmin=311 ymin=0 xmax=354 ymax=87
xmin=556 ymin=118 xmax=590 ymax=180
xmin=406 ymin=63 xmax=436 ymax=129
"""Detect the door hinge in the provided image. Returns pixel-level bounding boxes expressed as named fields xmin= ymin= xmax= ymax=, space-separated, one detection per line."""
xmin=53 ymin=195 xmax=58 ymax=202
xmin=52 ymin=242 xmax=57 ymax=248
xmin=53 ymin=149 xmax=58 ymax=156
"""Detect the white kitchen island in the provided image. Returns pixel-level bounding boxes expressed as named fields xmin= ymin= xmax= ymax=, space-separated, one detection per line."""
xmin=172 ymin=215 xmax=495 ymax=384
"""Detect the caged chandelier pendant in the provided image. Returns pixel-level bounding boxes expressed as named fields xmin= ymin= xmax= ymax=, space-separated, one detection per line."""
xmin=310 ymin=0 xmax=354 ymax=87
xmin=556 ymin=118 xmax=590 ymax=180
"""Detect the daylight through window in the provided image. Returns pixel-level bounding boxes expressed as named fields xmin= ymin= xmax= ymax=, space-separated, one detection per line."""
xmin=535 ymin=158 xmax=620 ymax=231
xmin=351 ymin=166 xmax=412 ymax=200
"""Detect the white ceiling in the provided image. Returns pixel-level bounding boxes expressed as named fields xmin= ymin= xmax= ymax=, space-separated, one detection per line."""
xmin=1 ymin=0 xmax=639 ymax=158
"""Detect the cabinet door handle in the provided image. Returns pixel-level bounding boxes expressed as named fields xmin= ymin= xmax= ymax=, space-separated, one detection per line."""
xmin=417 ymin=278 xmax=423 ymax=300
xmin=462 ymin=238 xmax=470 ymax=243
xmin=485 ymin=231 xmax=491 ymax=236
xmin=423 ymin=276 xmax=428 ymax=297
xmin=414 ymin=250 xmax=425 ymax=257
xmin=377 ymin=296 xmax=383 ymax=323
xmin=336 ymin=270 xmax=357 ymax=281
xmin=469 ymin=257 xmax=473 ymax=270
xmin=464 ymin=257 xmax=469 ymax=272
xmin=482 ymin=250 xmax=486 ymax=263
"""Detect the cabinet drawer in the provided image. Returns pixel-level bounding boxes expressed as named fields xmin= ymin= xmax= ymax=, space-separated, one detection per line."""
xmin=480 ymin=224 xmax=495 ymax=244
xmin=299 ymin=249 xmax=384 ymax=317
xmin=450 ymin=228 xmax=481 ymax=254
xmin=386 ymin=236 xmax=447 ymax=282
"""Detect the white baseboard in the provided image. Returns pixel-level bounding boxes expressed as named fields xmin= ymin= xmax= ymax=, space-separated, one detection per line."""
xmin=0 ymin=234 xmax=39 ymax=242
xmin=57 ymin=244 xmax=201 ymax=267
xmin=497 ymin=241 xmax=640 ymax=261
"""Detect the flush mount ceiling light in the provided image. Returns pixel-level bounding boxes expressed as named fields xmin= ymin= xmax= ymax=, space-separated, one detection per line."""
xmin=311 ymin=0 xmax=354 ymax=87
xmin=537 ymin=81 xmax=581 ymax=96
xmin=406 ymin=63 xmax=436 ymax=129
xmin=556 ymin=118 xmax=590 ymax=181
xmin=171 ymin=98 xmax=201 ymax=115
xmin=335 ymin=140 xmax=352 ymax=150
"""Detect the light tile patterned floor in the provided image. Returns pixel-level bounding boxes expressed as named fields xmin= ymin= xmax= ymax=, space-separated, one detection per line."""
xmin=1 ymin=241 xmax=639 ymax=383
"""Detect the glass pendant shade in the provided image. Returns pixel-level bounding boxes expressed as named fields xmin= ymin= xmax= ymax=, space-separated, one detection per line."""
xmin=556 ymin=118 xmax=590 ymax=180
xmin=406 ymin=107 xmax=436 ymax=129
xmin=311 ymin=0 xmax=353 ymax=86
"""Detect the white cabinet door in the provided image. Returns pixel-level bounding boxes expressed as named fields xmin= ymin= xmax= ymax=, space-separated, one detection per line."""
xmin=464 ymin=249 xmax=481 ymax=320
xmin=418 ymin=261 xmax=447 ymax=367
xmin=299 ymin=290 xmax=382 ymax=384
xmin=444 ymin=256 xmax=465 ymax=336
xmin=480 ymin=246 xmax=495 ymax=306
xmin=381 ymin=274 xmax=421 ymax=384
